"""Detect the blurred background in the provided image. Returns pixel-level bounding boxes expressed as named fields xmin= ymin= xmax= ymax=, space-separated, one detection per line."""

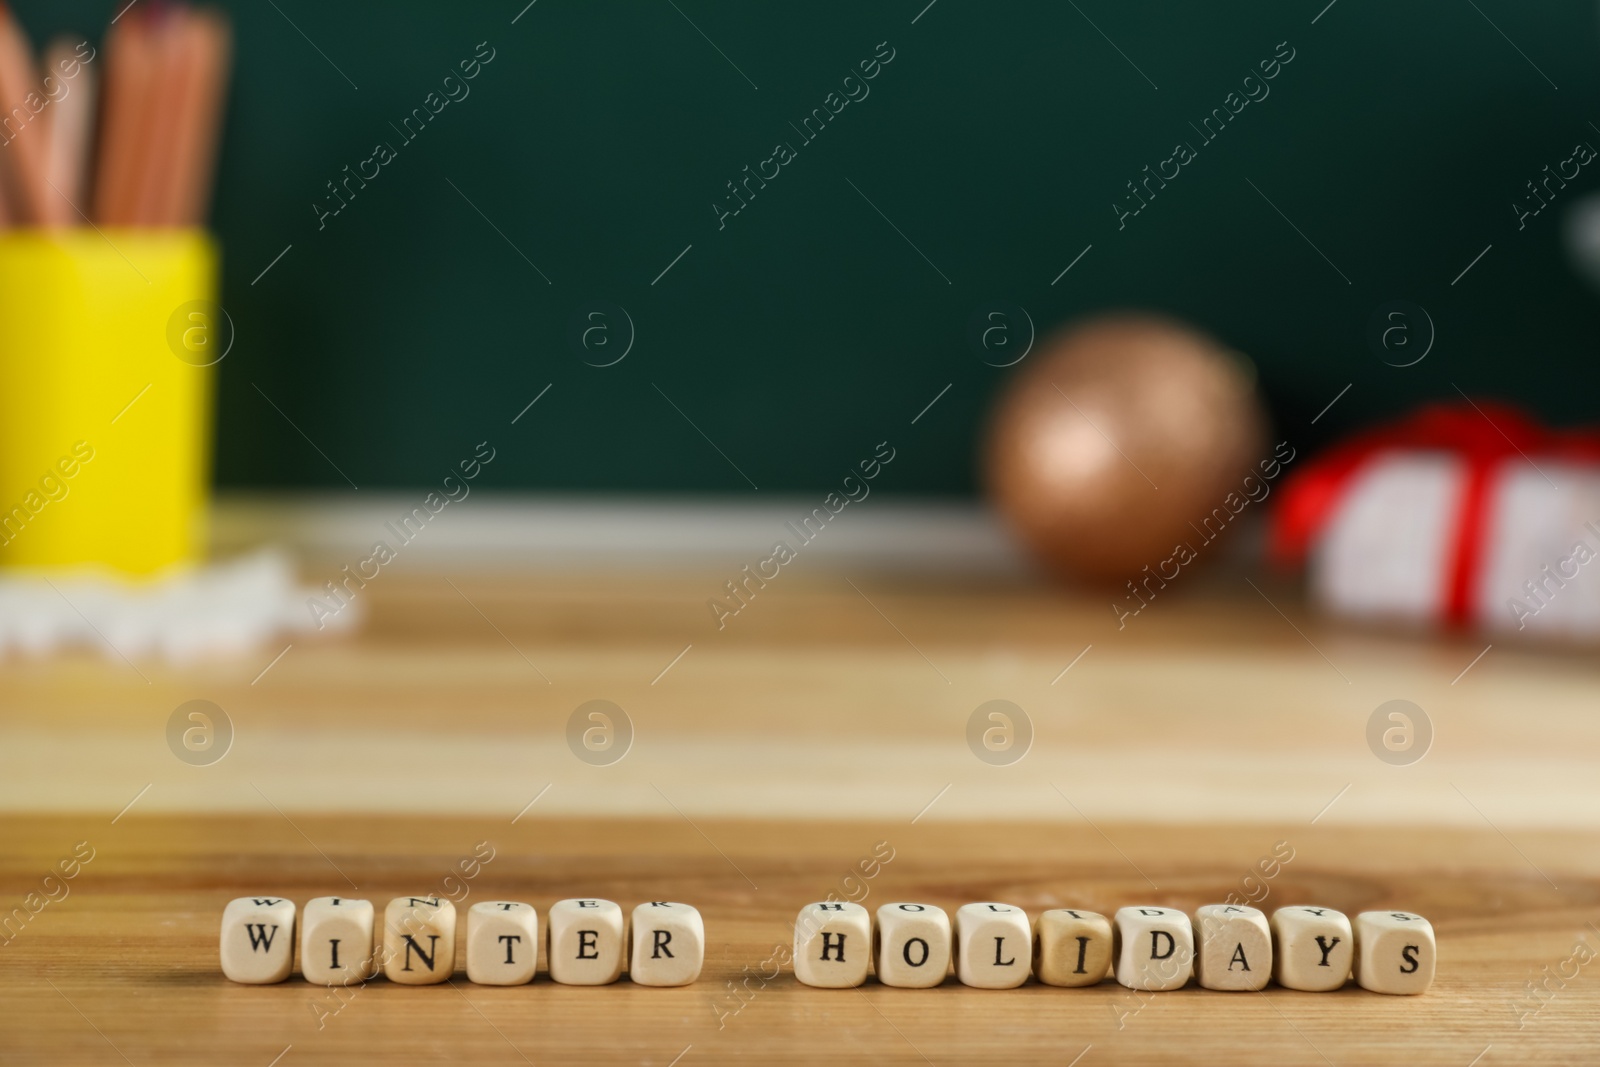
xmin=0 ymin=0 xmax=1597 ymax=821
xmin=13 ymin=0 xmax=1600 ymax=494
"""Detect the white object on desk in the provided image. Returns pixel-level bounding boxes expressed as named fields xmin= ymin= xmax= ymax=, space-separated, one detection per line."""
xmin=0 ymin=549 xmax=356 ymax=663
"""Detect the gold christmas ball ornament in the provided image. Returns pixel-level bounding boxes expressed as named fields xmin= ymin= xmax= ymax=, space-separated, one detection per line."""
xmin=983 ymin=314 xmax=1268 ymax=583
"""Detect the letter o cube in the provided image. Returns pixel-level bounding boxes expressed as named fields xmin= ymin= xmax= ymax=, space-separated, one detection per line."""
xmin=954 ymin=903 xmax=1031 ymax=988
xmin=629 ymin=902 xmax=705 ymax=987
xmin=1114 ymin=906 xmax=1193 ymax=991
xmin=1193 ymin=904 xmax=1271 ymax=991
xmin=1270 ymin=906 xmax=1352 ymax=991
xmin=874 ymin=903 xmax=951 ymax=988
xmin=220 ymin=896 xmax=296 ymax=984
xmin=548 ymin=898 xmax=626 ymax=985
xmin=794 ymin=902 xmax=870 ymax=988
xmin=1354 ymin=910 xmax=1435 ymax=995
xmin=383 ymin=897 xmax=457 ymax=985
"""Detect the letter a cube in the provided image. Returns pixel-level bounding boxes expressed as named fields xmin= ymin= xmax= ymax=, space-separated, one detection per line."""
xmin=1193 ymin=904 xmax=1270 ymax=991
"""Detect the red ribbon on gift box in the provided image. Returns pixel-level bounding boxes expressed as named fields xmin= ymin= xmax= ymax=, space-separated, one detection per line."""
xmin=1271 ymin=401 xmax=1600 ymax=625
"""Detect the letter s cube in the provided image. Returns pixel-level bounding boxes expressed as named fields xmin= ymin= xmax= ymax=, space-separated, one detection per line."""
xmin=1355 ymin=910 xmax=1435 ymax=994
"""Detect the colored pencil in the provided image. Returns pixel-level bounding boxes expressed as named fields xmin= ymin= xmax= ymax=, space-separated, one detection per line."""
xmin=0 ymin=3 xmax=231 ymax=228
xmin=0 ymin=2 xmax=49 ymax=223
xmin=159 ymin=8 xmax=229 ymax=226
xmin=40 ymin=36 xmax=95 ymax=225
xmin=129 ymin=6 xmax=191 ymax=226
xmin=96 ymin=10 xmax=166 ymax=226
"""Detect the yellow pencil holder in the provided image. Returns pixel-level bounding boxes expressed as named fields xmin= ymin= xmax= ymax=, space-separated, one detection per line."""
xmin=0 ymin=229 xmax=218 ymax=575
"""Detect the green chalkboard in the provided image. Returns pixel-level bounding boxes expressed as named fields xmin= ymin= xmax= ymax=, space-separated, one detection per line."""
xmin=17 ymin=0 xmax=1600 ymax=493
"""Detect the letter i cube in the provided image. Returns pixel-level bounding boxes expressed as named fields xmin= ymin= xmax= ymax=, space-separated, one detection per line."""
xmin=629 ymin=902 xmax=705 ymax=986
xmin=955 ymin=903 xmax=1031 ymax=988
xmin=548 ymin=898 xmax=626 ymax=985
xmin=1193 ymin=904 xmax=1270 ymax=991
xmin=1270 ymin=906 xmax=1352 ymax=991
xmin=874 ymin=903 xmax=951 ymax=988
xmin=1355 ymin=911 xmax=1435 ymax=994
xmin=1034 ymin=908 xmax=1112 ymax=987
xmin=1114 ymin=906 xmax=1193 ymax=990
xmin=300 ymin=897 xmax=376 ymax=985
xmin=220 ymin=896 xmax=296 ymax=984
xmin=467 ymin=901 xmax=538 ymax=985
xmin=793 ymin=902 xmax=870 ymax=988
xmin=383 ymin=896 xmax=457 ymax=985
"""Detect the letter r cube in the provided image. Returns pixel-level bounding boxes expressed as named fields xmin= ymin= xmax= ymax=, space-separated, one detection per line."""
xmin=628 ymin=902 xmax=705 ymax=987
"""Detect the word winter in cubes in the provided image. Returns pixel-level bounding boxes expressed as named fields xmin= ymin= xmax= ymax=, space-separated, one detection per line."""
xmin=220 ymin=895 xmax=704 ymax=987
xmin=793 ymin=902 xmax=1435 ymax=994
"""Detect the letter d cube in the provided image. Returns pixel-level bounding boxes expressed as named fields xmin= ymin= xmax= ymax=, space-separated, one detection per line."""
xmin=1114 ymin=906 xmax=1193 ymax=990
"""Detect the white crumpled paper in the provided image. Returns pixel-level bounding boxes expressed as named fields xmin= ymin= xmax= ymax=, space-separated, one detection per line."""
xmin=0 ymin=549 xmax=358 ymax=664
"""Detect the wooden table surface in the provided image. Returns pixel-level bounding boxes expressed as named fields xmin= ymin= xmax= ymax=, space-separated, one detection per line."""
xmin=2 ymin=565 xmax=1598 ymax=1064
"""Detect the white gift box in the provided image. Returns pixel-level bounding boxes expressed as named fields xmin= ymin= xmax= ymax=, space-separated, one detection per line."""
xmin=1309 ymin=453 xmax=1600 ymax=637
